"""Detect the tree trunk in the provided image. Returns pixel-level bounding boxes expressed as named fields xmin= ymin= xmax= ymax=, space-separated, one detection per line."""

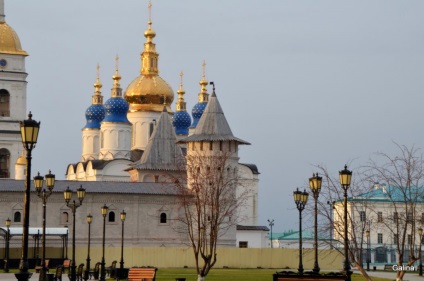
xmin=353 ymin=261 xmax=372 ymax=281
xmin=197 ymin=275 xmax=205 ymax=281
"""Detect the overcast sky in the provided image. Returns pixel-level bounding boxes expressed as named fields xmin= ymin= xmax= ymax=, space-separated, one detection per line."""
xmin=6 ymin=1 xmax=424 ymax=232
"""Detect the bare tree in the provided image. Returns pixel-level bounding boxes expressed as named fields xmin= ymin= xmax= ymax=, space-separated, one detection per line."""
xmin=362 ymin=144 xmax=424 ymax=281
xmin=173 ymin=151 xmax=250 ymax=281
xmin=313 ymin=164 xmax=373 ymax=281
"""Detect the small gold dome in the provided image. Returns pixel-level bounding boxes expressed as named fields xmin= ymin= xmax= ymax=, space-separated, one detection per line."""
xmin=16 ymin=154 xmax=27 ymax=165
xmin=0 ymin=22 xmax=28 ymax=56
xmin=125 ymin=75 xmax=174 ymax=112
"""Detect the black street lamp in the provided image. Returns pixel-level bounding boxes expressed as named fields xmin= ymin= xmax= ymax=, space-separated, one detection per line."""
xmin=365 ymin=229 xmax=370 ymax=271
xmin=4 ymin=218 xmax=11 ymax=273
xmin=309 ymin=173 xmax=322 ymax=274
xmin=339 ymin=165 xmax=352 ymax=281
xmin=84 ymin=214 xmax=93 ymax=281
xmin=118 ymin=210 xmax=126 ymax=279
xmin=100 ymin=205 xmax=109 ymax=281
xmin=418 ymin=227 xmax=423 ymax=276
xmin=64 ymin=186 xmax=86 ymax=281
xmin=267 ymin=219 xmax=274 ymax=248
xmin=293 ymin=188 xmax=309 ymax=275
xmin=34 ymin=170 xmax=55 ymax=281
xmin=16 ymin=112 xmax=40 ymax=281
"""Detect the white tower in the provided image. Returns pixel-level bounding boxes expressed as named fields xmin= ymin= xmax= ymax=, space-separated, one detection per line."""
xmin=81 ymin=65 xmax=105 ymax=161
xmin=99 ymin=58 xmax=131 ymax=160
xmin=124 ymin=2 xmax=174 ymax=153
xmin=0 ymin=0 xmax=29 ymax=179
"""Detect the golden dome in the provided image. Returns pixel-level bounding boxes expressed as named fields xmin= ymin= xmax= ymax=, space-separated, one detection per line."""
xmin=16 ymin=154 xmax=27 ymax=165
xmin=0 ymin=21 xmax=28 ymax=56
xmin=125 ymin=75 xmax=174 ymax=112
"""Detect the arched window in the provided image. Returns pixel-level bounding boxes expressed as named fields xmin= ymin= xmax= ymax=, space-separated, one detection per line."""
xmin=62 ymin=212 xmax=69 ymax=224
xmin=14 ymin=211 xmax=21 ymax=223
xmin=0 ymin=89 xmax=10 ymax=117
xmin=108 ymin=211 xmax=115 ymax=222
xmin=160 ymin=213 xmax=167 ymax=223
xmin=0 ymin=148 xmax=10 ymax=178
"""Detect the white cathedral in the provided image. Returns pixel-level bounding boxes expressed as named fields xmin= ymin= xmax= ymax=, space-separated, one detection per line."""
xmin=0 ymin=1 xmax=268 ymax=250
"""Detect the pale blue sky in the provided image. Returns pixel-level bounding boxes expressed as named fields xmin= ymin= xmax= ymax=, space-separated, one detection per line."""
xmin=6 ymin=1 xmax=424 ymax=231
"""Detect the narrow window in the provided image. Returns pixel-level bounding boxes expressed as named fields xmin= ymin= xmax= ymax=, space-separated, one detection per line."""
xmin=200 ymin=142 xmax=203 ymax=151
xmin=0 ymin=89 xmax=10 ymax=117
xmin=209 ymin=141 xmax=213 ymax=151
xmin=408 ymin=234 xmax=412 ymax=245
xmin=394 ymin=234 xmax=398 ymax=244
xmin=239 ymin=241 xmax=248 ymax=248
xmin=394 ymin=212 xmax=399 ymax=223
xmin=359 ymin=211 xmax=366 ymax=222
xmin=229 ymin=141 xmax=232 ymax=152
xmin=377 ymin=212 xmax=383 ymax=223
xmin=154 ymin=175 xmax=159 ymax=183
xmin=149 ymin=122 xmax=154 ymax=137
xmin=378 ymin=233 xmax=383 ymax=244
xmin=108 ymin=211 xmax=115 ymax=222
xmin=407 ymin=211 xmax=413 ymax=223
xmin=62 ymin=212 xmax=69 ymax=224
xmin=422 ymin=213 xmax=424 ymax=224
xmin=219 ymin=141 xmax=223 ymax=151
xmin=14 ymin=211 xmax=21 ymax=223
xmin=160 ymin=213 xmax=167 ymax=223
xmin=0 ymin=148 xmax=10 ymax=178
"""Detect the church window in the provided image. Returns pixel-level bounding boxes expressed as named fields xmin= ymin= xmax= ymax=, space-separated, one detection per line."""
xmin=149 ymin=122 xmax=155 ymax=137
xmin=61 ymin=212 xmax=69 ymax=224
xmin=160 ymin=213 xmax=167 ymax=223
xmin=0 ymin=89 xmax=10 ymax=117
xmin=0 ymin=148 xmax=10 ymax=178
xmin=108 ymin=211 xmax=115 ymax=222
xmin=219 ymin=141 xmax=223 ymax=151
xmin=154 ymin=175 xmax=159 ymax=182
xmin=14 ymin=211 xmax=21 ymax=223
xmin=200 ymin=142 xmax=203 ymax=151
xmin=229 ymin=141 xmax=232 ymax=152
xmin=209 ymin=141 xmax=213 ymax=151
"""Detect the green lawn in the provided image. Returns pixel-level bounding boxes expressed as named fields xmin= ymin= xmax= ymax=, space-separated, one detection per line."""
xmin=149 ymin=269 xmax=394 ymax=281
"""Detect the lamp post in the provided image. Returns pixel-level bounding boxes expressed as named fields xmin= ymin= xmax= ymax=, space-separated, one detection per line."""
xmin=16 ymin=112 xmax=40 ymax=281
xmin=309 ymin=173 xmax=322 ymax=274
xmin=365 ymin=230 xmax=370 ymax=271
xmin=4 ymin=218 xmax=11 ymax=273
xmin=118 ymin=210 xmax=126 ymax=279
xmin=100 ymin=205 xmax=109 ymax=281
xmin=293 ymin=188 xmax=309 ymax=275
xmin=64 ymin=186 xmax=86 ymax=281
xmin=84 ymin=214 xmax=93 ymax=281
xmin=418 ymin=227 xmax=423 ymax=276
xmin=34 ymin=170 xmax=55 ymax=281
xmin=339 ymin=165 xmax=352 ymax=281
xmin=267 ymin=219 xmax=274 ymax=248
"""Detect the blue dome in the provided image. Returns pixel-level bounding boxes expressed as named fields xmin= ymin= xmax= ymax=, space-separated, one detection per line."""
xmin=102 ymin=97 xmax=130 ymax=123
xmin=173 ymin=111 xmax=192 ymax=135
xmin=84 ymin=104 xmax=105 ymax=129
xmin=190 ymin=102 xmax=207 ymax=128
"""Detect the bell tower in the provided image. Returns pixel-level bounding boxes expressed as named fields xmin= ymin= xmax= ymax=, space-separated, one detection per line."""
xmin=0 ymin=0 xmax=29 ymax=179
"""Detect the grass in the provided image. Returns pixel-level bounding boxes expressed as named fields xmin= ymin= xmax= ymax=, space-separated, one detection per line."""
xmin=1 ymin=268 xmax=395 ymax=281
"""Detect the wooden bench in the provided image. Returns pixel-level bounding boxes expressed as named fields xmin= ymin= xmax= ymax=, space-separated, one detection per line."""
xmin=384 ymin=264 xmax=394 ymax=270
xmin=127 ymin=267 xmax=158 ymax=281
xmin=35 ymin=259 xmax=50 ymax=273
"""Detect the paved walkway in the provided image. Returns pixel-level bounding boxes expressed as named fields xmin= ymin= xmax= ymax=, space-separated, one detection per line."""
xmin=353 ymin=269 xmax=424 ymax=281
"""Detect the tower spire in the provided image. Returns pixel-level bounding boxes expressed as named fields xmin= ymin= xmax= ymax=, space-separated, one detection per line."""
xmin=92 ymin=63 xmax=103 ymax=105
xmin=176 ymin=71 xmax=187 ymax=112
xmin=199 ymin=60 xmax=209 ymax=103
xmin=0 ymin=0 xmax=5 ymax=23
xmin=111 ymin=55 xmax=122 ymax=97
xmin=140 ymin=0 xmax=159 ymax=76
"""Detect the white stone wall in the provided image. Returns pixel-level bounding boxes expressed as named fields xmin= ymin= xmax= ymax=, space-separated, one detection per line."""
xmin=127 ymin=111 xmax=161 ymax=151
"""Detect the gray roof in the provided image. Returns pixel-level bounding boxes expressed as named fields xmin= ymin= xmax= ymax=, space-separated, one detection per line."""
xmin=0 ymin=227 xmax=68 ymax=237
xmin=237 ymin=225 xmax=269 ymax=231
xmin=180 ymin=91 xmax=250 ymax=145
xmin=128 ymin=107 xmax=185 ymax=171
xmin=0 ymin=179 xmax=180 ymax=195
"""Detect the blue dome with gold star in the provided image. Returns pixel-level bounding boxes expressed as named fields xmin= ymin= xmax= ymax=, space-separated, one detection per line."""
xmin=84 ymin=104 xmax=105 ymax=129
xmin=173 ymin=110 xmax=191 ymax=135
xmin=103 ymin=97 xmax=129 ymax=123
xmin=190 ymin=102 xmax=207 ymax=128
